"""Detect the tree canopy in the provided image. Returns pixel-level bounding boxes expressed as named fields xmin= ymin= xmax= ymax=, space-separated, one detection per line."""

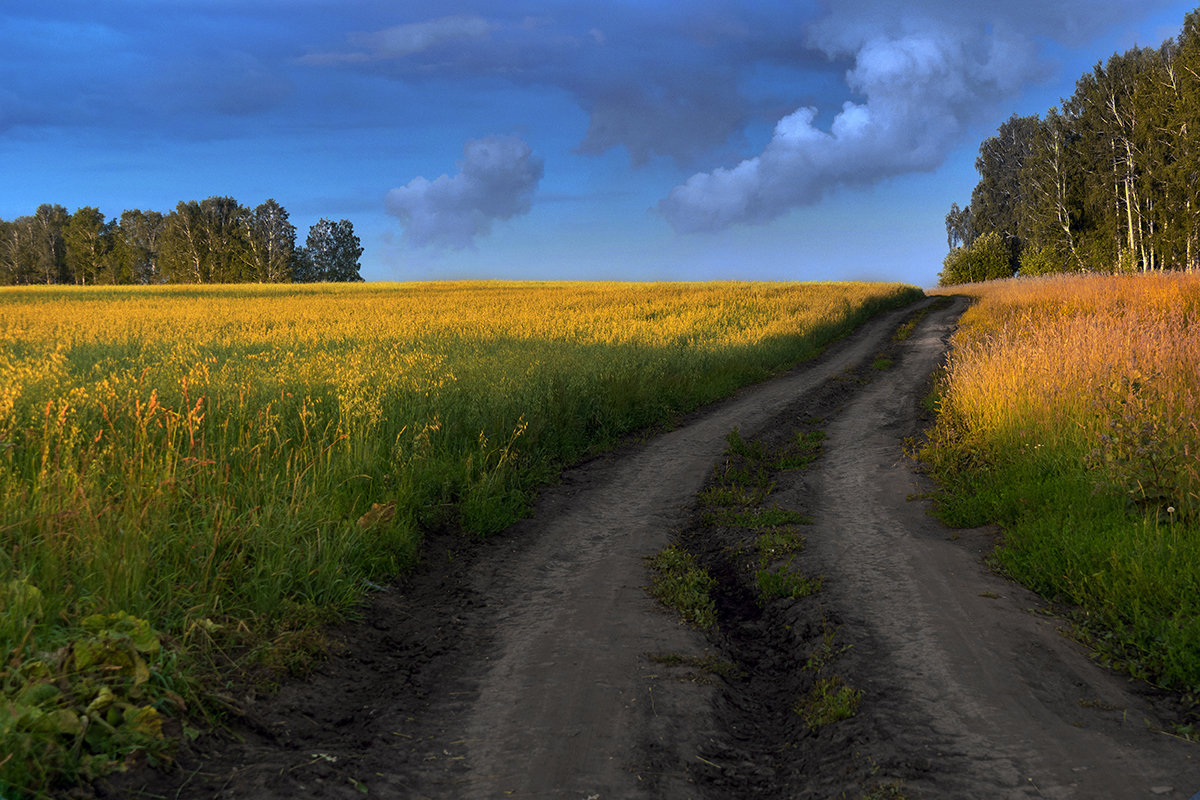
xmin=941 ymin=8 xmax=1200 ymax=284
xmin=0 ymin=197 xmax=362 ymax=285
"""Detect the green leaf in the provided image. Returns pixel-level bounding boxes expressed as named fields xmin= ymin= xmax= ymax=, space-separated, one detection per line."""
xmin=80 ymin=612 xmax=161 ymax=655
xmin=86 ymin=685 xmax=116 ymax=715
xmin=73 ymin=638 xmax=132 ymax=673
xmin=3 ymin=578 xmax=44 ymax=620
xmin=16 ymin=682 xmax=62 ymax=708
xmin=122 ymin=705 xmax=163 ymax=739
xmin=31 ymin=708 xmax=85 ymax=737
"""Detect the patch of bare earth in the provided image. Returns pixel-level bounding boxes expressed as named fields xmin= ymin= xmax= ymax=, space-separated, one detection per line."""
xmin=104 ymin=298 xmax=1200 ymax=800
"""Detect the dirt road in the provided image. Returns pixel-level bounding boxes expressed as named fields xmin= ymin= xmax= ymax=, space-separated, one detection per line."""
xmin=113 ymin=297 xmax=1200 ymax=799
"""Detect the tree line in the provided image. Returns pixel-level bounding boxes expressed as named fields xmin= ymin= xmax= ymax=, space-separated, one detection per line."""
xmin=0 ymin=197 xmax=363 ymax=286
xmin=941 ymin=8 xmax=1200 ymax=284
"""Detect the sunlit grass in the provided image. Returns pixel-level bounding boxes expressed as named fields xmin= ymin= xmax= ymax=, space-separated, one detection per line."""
xmin=0 ymin=279 xmax=920 ymax=796
xmin=926 ymin=273 xmax=1200 ymax=692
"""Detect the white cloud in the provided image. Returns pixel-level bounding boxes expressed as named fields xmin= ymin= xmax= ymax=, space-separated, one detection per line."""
xmin=658 ymin=0 xmax=1148 ymax=233
xmin=385 ymin=135 xmax=543 ymax=249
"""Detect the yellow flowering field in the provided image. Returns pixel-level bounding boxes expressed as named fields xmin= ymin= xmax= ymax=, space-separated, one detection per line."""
xmin=0 ymin=279 xmax=920 ymax=793
xmin=926 ymin=273 xmax=1200 ymax=696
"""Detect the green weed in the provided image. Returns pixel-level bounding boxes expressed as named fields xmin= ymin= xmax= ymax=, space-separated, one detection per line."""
xmin=755 ymin=563 xmax=822 ymax=603
xmin=647 ymin=546 xmax=718 ymax=630
xmin=706 ymin=507 xmax=812 ymax=529
xmin=0 ymin=612 xmax=185 ymax=798
xmin=805 ymin=619 xmax=851 ymax=672
xmin=776 ymin=430 xmax=826 ymax=470
xmin=724 ymin=427 xmax=767 ymax=462
xmin=796 ymin=675 xmax=862 ymax=729
xmin=891 ymin=310 xmax=925 ymax=342
xmin=754 ymin=528 xmax=807 ymax=556
xmin=698 ymin=483 xmax=765 ymax=508
xmin=720 ymin=463 xmax=772 ymax=490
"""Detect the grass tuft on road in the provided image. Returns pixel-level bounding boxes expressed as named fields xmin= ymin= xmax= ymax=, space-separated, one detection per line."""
xmin=796 ymin=674 xmax=862 ymax=729
xmin=647 ymin=546 xmax=719 ymax=630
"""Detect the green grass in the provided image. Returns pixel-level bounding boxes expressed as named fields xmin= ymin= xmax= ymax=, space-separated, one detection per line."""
xmin=700 ymin=425 xmax=825 ymax=608
xmin=705 ymin=507 xmax=812 ymax=529
xmin=744 ymin=510 xmax=819 ymax=604
xmin=890 ymin=299 xmax=946 ymax=343
xmin=753 ymin=529 xmax=819 ymax=603
xmin=796 ymin=675 xmax=862 ymax=729
xmin=647 ymin=546 xmax=718 ymax=630
xmin=923 ymin=431 xmax=1200 ymax=693
xmin=723 ymin=427 xmax=766 ymax=461
xmin=804 ymin=619 xmax=851 ymax=672
xmin=754 ymin=527 xmax=808 ymax=553
xmin=891 ymin=315 xmax=922 ymax=342
xmin=755 ymin=563 xmax=823 ymax=603
xmin=923 ymin=275 xmax=1200 ymax=696
xmin=698 ymin=483 xmax=769 ymax=508
xmin=775 ymin=430 xmax=826 ymax=470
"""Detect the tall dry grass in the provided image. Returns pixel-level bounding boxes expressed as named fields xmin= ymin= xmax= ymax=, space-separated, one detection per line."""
xmin=934 ymin=273 xmax=1200 ymax=516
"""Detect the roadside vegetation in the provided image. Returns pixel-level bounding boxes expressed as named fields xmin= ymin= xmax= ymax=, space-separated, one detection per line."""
xmin=0 ymin=279 xmax=920 ymax=796
xmin=925 ymin=273 xmax=1200 ymax=701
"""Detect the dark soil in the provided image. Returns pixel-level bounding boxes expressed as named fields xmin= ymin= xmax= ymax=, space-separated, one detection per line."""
xmin=100 ymin=298 xmax=1200 ymax=800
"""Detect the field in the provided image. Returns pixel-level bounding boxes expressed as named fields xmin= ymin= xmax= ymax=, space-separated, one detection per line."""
xmin=926 ymin=273 xmax=1200 ymax=698
xmin=0 ymin=279 xmax=921 ymax=795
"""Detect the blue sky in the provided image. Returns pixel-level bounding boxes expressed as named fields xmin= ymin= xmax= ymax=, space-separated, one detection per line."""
xmin=1 ymin=1 xmax=1195 ymax=287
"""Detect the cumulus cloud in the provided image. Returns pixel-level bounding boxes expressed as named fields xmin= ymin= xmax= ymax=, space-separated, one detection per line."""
xmin=385 ymin=135 xmax=543 ymax=249
xmin=659 ymin=0 xmax=1148 ymax=233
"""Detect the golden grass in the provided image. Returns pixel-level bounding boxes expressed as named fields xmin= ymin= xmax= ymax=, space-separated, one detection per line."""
xmin=931 ymin=273 xmax=1200 ymax=514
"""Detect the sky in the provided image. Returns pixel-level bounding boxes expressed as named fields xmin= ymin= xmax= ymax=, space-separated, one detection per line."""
xmin=1 ymin=2 xmax=1196 ymax=288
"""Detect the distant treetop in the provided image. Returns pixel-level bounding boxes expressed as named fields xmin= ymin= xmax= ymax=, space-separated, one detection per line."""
xmin=0 ymin=197 xmax=362 ymax=286
xmin=940 ymin=8 xmax=1200 ymax=285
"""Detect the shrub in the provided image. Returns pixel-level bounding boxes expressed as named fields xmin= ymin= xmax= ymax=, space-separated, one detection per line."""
xmin=1017 ymin=244 xmax=1067 ymax=277
xmin=938 ymin=231 xmax=1014 ymax=285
